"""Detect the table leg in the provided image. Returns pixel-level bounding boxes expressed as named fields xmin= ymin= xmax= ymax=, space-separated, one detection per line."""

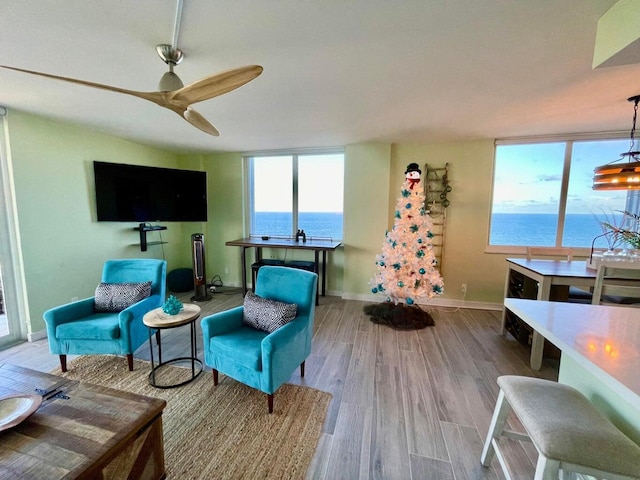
xmin=314 ymin=250 xmax=320 ymax=306
xmin=241 ymin=246 xmax=248 ymax=295
xmin=500 ymin=267 xmax=512 ymax=335
xmin=322 ymin=250 xmax=327 ymax=296
xmin=529 ymin=278 xmax=552 ymax=370
xmin=147 ymin=328 xmax=156 ymax=386
xmin=530 ymin=331 xmax=544 ymax=371
xmin=156 ymin=329 xmax=162 ymax=364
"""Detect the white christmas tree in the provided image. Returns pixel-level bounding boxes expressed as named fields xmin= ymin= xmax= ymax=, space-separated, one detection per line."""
xmin=369 ymin=163 xmax=444 ymax=305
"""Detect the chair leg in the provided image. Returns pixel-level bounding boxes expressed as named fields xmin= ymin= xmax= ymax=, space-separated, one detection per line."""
xmin=300 ymin=360 xmax=305 ymax=378
xmin=212 ymin=369 xmax=218 ymax=385
xmin=481 ymin=389 xmax=510 ymax=467
xmin=59 ymin=355 xmax=67 ymax=372
xmin=534 ymin=455 xmax=560 ymax=480
xmin=126 ymin=354 xmax=134 ymax=371
xmin=268 ymin=393 xmax=274 ymax=414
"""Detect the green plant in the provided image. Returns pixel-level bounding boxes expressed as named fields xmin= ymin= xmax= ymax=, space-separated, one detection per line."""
xmin=600 ymin=210 xmax=640 ymax=249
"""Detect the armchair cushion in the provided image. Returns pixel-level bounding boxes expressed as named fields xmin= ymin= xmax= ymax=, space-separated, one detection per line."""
xmin=242 ymin=291 xmax=297 ymax=333
xmin=94 ymin=281 xmax=151 ymax=312
xmin=56 ymin=313 xmax=120 ymax=340
xmin=209 ymin=326 xmax=268 ymax=370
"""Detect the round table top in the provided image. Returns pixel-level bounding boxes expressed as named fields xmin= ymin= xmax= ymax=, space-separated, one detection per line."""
xmin=143 ymin=303 xmax=201 ymax=328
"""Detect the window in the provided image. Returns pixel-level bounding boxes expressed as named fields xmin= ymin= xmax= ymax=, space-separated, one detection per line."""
xmin=247 ymin=151 xmax=344 ymax=240
xmin=489 ymin=137 xmax=639 ymax=249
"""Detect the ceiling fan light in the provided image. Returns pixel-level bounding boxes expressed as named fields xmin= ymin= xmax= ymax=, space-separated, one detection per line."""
xmin=158 ymin=71 xmax=184 ymax=91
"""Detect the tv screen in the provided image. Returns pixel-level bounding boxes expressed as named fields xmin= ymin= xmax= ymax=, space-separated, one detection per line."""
xmin=94 ymin=161 xmax=207 ymax=222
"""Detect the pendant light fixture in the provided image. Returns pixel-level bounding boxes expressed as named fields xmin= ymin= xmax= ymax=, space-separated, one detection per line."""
xmin=593 ymin=95 xmax=640 ymax=190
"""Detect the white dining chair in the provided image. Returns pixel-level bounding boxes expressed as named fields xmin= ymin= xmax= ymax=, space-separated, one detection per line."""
xmin=526 ymin=247 xmax=573 ymax=261
xmin=525 ymin=247 xmax=592 ymax=303
xmin=592 ymin=263 xmax=640 ymax=306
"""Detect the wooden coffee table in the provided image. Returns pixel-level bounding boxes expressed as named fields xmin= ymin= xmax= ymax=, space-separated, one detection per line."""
xmin=143 ymin=303 xmax=203 ymax=388
xmin=0 ymin=363 xmax=166 ymax=479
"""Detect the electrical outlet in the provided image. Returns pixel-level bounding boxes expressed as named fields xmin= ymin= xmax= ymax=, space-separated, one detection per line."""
xmin=71 ymin=296 xmax=79 ymax=302
xmin=461 ymin=284 xmax=467 ymax=294
xmin=224 ymin=267 xmax=229 ymax=274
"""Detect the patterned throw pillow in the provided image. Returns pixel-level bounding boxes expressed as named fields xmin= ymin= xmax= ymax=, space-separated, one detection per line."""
xmin=94 ymin=281 xmax=152 ymax=312
xmin=242 ymin=291 xmax=298 ymax=333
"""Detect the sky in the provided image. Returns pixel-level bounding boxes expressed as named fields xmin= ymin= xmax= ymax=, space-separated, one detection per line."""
xmin=252 ymin=153 xmax=344 ymax=212
xmin=492 ymin=139 xmax=631 ymax=217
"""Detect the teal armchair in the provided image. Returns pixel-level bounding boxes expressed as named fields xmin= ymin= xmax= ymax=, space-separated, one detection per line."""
xmin=44 ymin=259 xmax=166 ymax=372
xmin=201 ymin=266 xmax=317 ymax=413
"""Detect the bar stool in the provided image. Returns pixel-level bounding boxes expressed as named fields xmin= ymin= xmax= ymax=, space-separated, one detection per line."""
xmin=250 ymin=259 xmax=285 ymax=291
xmin=481 ymin=375 xmax=640 ymax=480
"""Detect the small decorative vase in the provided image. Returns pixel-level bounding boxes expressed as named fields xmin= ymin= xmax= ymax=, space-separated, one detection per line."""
xmin=162 ymin=295 xmax=183 ymax=315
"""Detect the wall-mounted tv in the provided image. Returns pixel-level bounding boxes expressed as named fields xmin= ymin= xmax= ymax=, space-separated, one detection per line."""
xmin=94 ymin=161 xmax=207 ymax=222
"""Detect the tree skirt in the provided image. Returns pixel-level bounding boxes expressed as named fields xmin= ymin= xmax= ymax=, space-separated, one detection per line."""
xmin=363 ymin=302 xmax=435 ymax=330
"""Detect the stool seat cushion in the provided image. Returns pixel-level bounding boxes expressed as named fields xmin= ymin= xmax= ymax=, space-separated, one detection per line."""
xmin=498 ymin=375 xmax=640 ymax=477
xmin=285 ymin=261 xmax=316 ymax=271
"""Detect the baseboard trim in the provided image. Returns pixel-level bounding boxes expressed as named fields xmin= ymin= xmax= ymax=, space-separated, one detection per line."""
xmin=27 ymin=329 xmax=47 ymax=342
xmin=340 ymin=292 xmax=502 ymax=311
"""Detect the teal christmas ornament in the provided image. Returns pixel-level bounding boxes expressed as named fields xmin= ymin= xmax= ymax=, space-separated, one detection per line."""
xmin=162 ymin=295 xmax=183 ymax=315
xmin=406 ymin=298 xmax=414 ymax=305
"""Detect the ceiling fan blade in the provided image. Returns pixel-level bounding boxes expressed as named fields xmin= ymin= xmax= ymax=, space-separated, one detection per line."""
xmin=183 ymin=107 xmax=219 ymax=136
xmin=171 ymin=65 xmax=263 ymax=105
xmin=0 ymin=65 xmax=164 ymax=104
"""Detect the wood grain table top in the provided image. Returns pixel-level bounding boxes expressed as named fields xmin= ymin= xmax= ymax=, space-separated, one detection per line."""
xmin=143 ymin=303 xmax=201 ymax=328
xmin=0 ymin=363 xmax=166 ymax=479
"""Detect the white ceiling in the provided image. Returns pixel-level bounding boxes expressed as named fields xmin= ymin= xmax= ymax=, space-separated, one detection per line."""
xmin=1 ymin=1 xmax=638 ymax=153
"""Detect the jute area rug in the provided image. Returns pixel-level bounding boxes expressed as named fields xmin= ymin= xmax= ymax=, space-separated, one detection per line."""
xmin=51 ymin=355 xmax=331 ymax=480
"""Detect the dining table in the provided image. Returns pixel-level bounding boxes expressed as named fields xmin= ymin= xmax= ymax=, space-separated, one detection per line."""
xmin=501 ymin=258 xmax=598 ymax=368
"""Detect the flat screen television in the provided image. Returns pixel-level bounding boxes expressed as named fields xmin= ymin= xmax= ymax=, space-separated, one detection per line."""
xmin=94 ymin=161 xmax=207 ymax=222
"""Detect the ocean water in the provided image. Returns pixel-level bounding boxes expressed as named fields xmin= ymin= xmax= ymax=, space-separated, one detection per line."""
xmin=253 ymin=212 xmax=343 ymax=240
xmin=490 ymin=213 xmax=627 ymax=248
xmin=253 ymin=212 xmax=626 ymax=247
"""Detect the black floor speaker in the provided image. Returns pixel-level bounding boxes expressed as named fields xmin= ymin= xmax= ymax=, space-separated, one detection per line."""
xmin=191 ymin=233 xmax=211 ymax=302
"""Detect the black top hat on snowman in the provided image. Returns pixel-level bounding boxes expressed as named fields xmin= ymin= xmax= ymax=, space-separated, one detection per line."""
xmin=405 ymin=163 xmax=422 ymax=175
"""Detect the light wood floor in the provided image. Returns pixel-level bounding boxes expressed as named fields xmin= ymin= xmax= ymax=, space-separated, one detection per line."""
xmin=0 ymin=290 xmax=558 ymax=479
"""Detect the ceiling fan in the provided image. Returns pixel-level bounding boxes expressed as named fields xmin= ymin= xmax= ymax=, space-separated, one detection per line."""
xmin=0 ymin=1 xmax=262 ymax=136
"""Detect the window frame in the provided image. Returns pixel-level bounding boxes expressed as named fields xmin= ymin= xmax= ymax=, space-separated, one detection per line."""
xmin=486 ymin=132 xmax=632 ymax=255
xmin=243 ymin=147 xmax=345 ymax=240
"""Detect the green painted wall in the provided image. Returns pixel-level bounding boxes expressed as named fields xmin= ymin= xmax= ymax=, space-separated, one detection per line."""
xmin=201 ymin=152 xmax=246 ymax=286
xmin=6 ymin=110 xmax=514 ymax=339
xmin=6 ymin=111 xmax=199 ymax=335
xmin=342 ymin=143 xmax=391 ymax=297
xmin=390 ymin=141 xmax=506 ymax=304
